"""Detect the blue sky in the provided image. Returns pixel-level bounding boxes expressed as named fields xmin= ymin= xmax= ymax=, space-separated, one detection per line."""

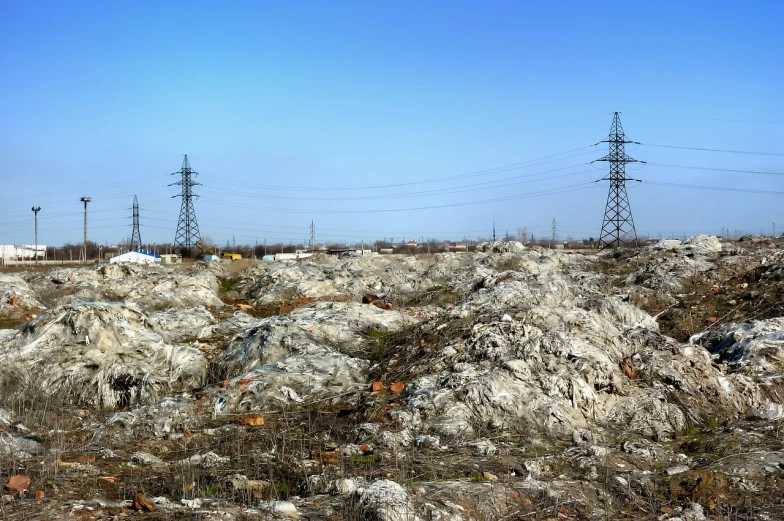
xmin=1 ymin=1 xmax=782 ymax=247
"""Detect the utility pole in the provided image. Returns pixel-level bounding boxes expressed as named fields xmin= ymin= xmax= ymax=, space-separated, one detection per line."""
xmin=492 ymin=215 xmax=496 ymax=242
xmin=32 ymin=206 xmax=41 ymax=262
xmin=130 ymin=195 xmax=142 ymax=251
xmin=80 ymin=197 xmax=91 ymax=263
xmin=551 ymin=218 xmax=558 ymax=249
xmin=310 ymin=221 xmax=315 ymax=253
xmin=171 ymin=155 xmax=202 ymax=258
xmin=594 ymin=112 xmax=644 ymax=249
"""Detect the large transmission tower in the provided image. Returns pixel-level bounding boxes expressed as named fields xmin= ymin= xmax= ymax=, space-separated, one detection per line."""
xmin=594 ymin=112 xmax=644 ymax=249
xmin=170 ymin=155 xmax=202 ymax=257
xmin=130 ymin=195 xmax=142 ymax=251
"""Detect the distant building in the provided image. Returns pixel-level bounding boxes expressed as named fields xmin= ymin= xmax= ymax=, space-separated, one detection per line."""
xmin=443 ymin=241 xmax=467 ymax=252
xmin=160 ymin=254 xmax=181 ymax=265
xmin=109 ymin=250 xmax=161 ymax=265
xmin=0 ymin=245 xmax=47 ymax=260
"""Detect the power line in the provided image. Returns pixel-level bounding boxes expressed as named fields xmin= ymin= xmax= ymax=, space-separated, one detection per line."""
xmin=648 ymin=163 xmax=784 ymax=177
xmin=198 ymin=182 xmax=601 ymax=214
xmin=623 ymin=112 xmax=784 ymax=125
xmin=639 ymin=143 xmax=784 ymax=156
xmin=196 ymin=165 xmax=594 ymax=202
xmin=644 ymin=181 xmax=784 ymax=195
xmin=197 ymin=146 xmax=597 ymax=192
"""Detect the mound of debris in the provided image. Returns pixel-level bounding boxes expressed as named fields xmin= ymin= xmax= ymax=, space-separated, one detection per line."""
xmin=476 ymin=240 xmax=526 ymax=253
xmin=0 ymin=274 xmax=43 ymax=325
xmin=25 ymin=263 xmax=224 ymax=311
xmin=0 ymin=302 xmax=207 ymax=408
xmin=623 ymin=235 xmax=725 ymax=292
xmin=212 ymin=301 xmax=416 ymax=407
xmin=693 ymin=318 xmax=784 ymax=419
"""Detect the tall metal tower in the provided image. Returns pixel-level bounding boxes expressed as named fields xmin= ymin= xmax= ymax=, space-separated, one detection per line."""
xmin=130 ymin=195 xmax=142 ymax=251
xmin=310 ymin=221 xmax=316 ymax=252
xmin=170 ymin=155 xmax=202 ymax=257
xmin=551 ymin=218 xmax=558 ymax=247
xmin=594 ymin=112 xmax=644 ymax=249
xmin=80 ymin=197 xmax=91 ymax=263
xmin=32 ymin=207 xmax=41 ymax=262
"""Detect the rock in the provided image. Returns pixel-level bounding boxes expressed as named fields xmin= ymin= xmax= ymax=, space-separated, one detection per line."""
xmin=237 ymin=414 xmax=265 ymax=426
xmin=76 ymin=454 xmax=96 ymax=463
xmin=3 ymin=475 xmax=30 ymax=492
xmin=619 ymin=357 xmax=637 ymax=379
xmin=131 ymin=452 xmax=166 ymax=467
xmin=666 ymin=465 xmax=690 ymax=476
xmin=0 ymin=408 xmax=11 ymax=426
xmin=482 ymin=471 xmax=498 ymax=481
xmin=311 ymin=450 xmax=340 ymax=464
xmin=178 ymin=452 xmax=229 ymax=468
xmin=259 ymin=500 xmax=300 ymax=519
xmin=371 ymin=381 xmax=384 ymax=392
xmin=389 ymin=381 xmax=405 ymax=393
xmin=415 ymin=435 xmax=441 ymax=449
xmin=228 ymin=474 xmax=270 ymax=496
xmin=358 ymin=479 xmax=419 ymax=521
xmin=333 ymin=477 xmax=362 ymax=495
xmin=469 ymin=439 xmax=497 ymax=456
xmin=132 ymin=491 xmax=155 ymax=512
xmin=0 ymin=432 xmax=41 ymax=457
xmin=682 ymin=502 xmax=706 ymax=521
xmin=363 ymin=294 xmax=381 ymax=304
xmin=180 ymin=498 xmax=202 ymax=508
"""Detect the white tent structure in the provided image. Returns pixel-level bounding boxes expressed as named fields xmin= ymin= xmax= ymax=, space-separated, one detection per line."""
xmin=109 ymin=251 xmax=160 ymax=265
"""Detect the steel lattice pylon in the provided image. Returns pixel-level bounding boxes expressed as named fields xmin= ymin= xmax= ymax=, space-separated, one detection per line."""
xmin=594 ymin=112 xmax=644 ymax=249
xmin=130 ymin=195 xmax=142 ymax=250
xmin=170 ymin=155 xmax=202 ymax=257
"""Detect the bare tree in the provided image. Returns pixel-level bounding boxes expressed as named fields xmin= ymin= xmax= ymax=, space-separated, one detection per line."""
xmin=517 ymin=226 xmax=529 ymax=243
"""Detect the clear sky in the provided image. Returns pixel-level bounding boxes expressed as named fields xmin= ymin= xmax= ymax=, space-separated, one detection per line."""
xmin=1 ymin=1 xmax=782 ymax=247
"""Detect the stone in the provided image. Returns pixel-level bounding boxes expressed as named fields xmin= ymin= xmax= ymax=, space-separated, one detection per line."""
xmin=666 ymin=465 xmax=690 ymax=476
xmin=3 ymin=475 xmax=30 ymax=492
xmin=390 ymin=381 xmax=405 ymax=393
xmin=132 ymin=491 xmax=155 ymax=512
xmin=238 ymin=414 xmax=265 ymax=426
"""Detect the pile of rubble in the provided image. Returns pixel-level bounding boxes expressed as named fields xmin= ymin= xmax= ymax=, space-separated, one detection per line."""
xmin=0 ymin=238 xmax=782 ymax=520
